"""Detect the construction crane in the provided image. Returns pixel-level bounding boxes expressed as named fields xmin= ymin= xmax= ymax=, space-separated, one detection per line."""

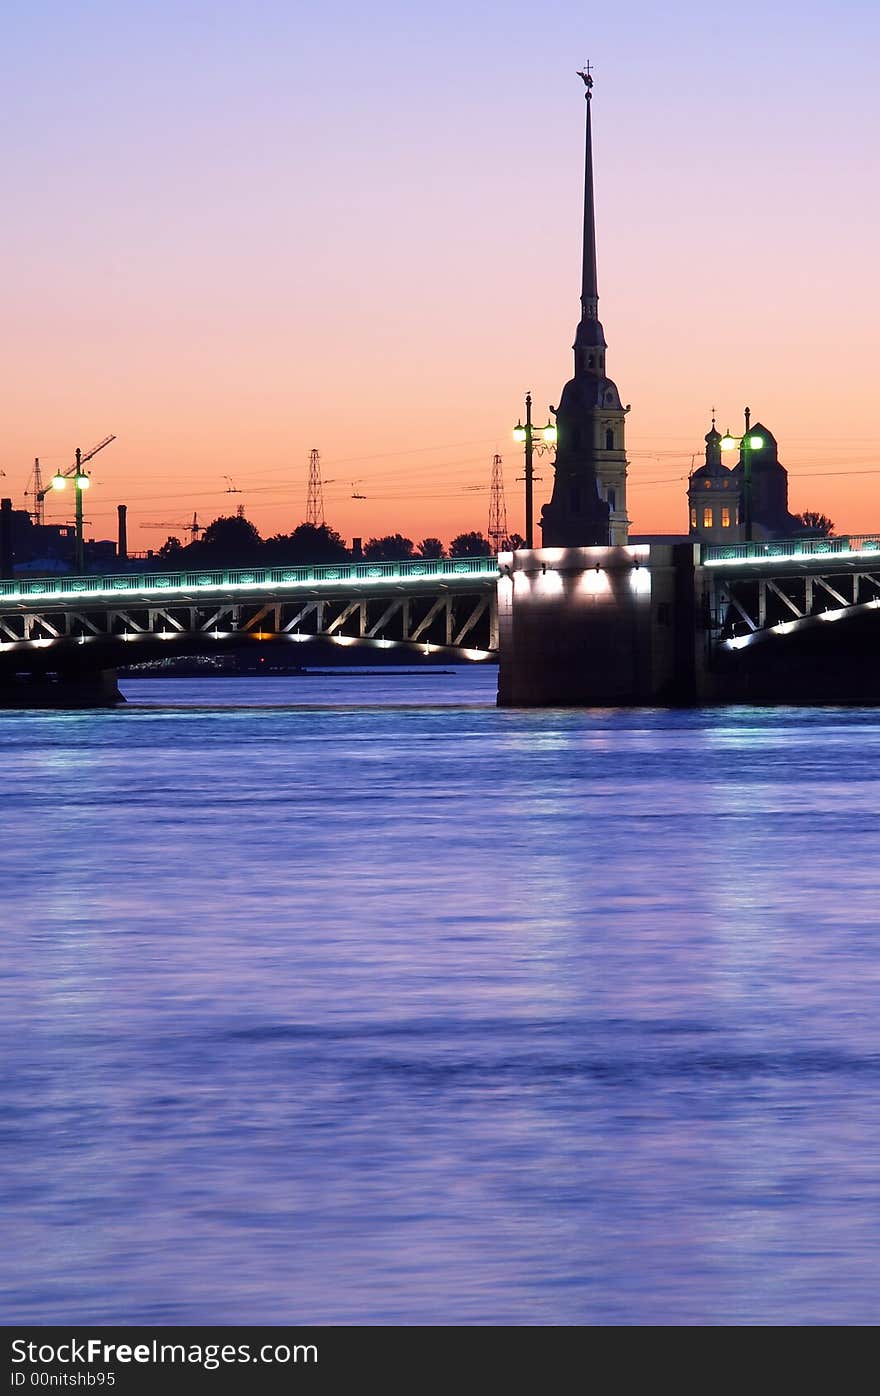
xmin=79 ymin=435 xmax=116 ymax=467
xmin=35 ymin=436 xmax=116 ymax=503
xmin=143 ymin=513 xmax=203 ymax=542
xmin=37 ymin=435 xmax=116 ymax=573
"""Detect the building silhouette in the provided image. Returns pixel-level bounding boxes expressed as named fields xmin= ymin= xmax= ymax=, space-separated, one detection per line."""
xmin=688 ymin=418 xmax=803 ymax=544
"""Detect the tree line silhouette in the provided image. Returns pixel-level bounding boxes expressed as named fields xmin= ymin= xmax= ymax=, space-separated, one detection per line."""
xmin=150 ymin=515 xmax=522 ymax=569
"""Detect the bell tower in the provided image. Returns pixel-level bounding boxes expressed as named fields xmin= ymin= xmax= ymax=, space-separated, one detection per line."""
xmin=541 ymin=67 xmax=630 ymax=547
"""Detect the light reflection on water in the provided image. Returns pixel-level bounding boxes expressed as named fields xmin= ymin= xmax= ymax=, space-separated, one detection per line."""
xmin=3 ymin=670 xmax=880 ymax=1323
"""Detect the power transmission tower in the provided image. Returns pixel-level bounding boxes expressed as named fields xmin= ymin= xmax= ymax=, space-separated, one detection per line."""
xmin=306 ymin=448 xmax=324 ymax=527
xmin=26 ymin=458 xmax=45 ymax=525
xmin=487 ymin=453 xmax=508 ymax=552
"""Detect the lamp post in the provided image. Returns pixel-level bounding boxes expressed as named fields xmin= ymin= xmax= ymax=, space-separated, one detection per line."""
xmin=720 ymin=409 xmax=764 ymax=543
xmin=51 ymin=448 xmax=91 ymax=573
xmin=513 ymin=392 xmax=557 ymax=548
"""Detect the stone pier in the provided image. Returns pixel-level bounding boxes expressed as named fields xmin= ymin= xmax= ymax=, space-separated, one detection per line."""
xmin=497 ymin=544 xmax=705 ymax=707
xmin=0 ymin=667 xmax=124 ymax=708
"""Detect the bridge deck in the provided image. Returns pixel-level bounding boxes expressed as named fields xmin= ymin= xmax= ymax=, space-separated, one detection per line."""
xmin=0 ymin=557 xmax=501 ymax=671
xmin=701 ymin=535 xmax=880 ymax=652
xmin=0 ymin=556 xmax=499 ymax=608
xmin=703 ymin=534 xmax=880 ymax=570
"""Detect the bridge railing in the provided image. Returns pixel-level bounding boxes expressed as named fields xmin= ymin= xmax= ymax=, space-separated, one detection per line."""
xmin=0 ymin=556 xmax=500 ymax=604
xmin=703 ymin=535 xmax=880 ymax=566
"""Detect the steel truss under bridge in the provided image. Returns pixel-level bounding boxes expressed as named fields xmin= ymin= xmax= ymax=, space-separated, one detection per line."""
xmin=702 ymin=535 xmax=880 ymax=654
xmin=0 ymin=558 xmax=499 ymax=672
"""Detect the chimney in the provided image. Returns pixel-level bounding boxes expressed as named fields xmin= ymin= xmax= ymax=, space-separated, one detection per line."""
xmin=0 ymin=498 xmax=13 ymax=579
xmin=352 ymin=537 xmax=363 ymax=560
xmin=117 ymin=504 xmax=128 ymax=562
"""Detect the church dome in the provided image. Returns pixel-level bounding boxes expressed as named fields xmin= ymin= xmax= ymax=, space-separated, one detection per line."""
xmin=690 ymin=462 xmax=732 ymax=482
xmin=557 ymin=373 xmax=622 ymax=413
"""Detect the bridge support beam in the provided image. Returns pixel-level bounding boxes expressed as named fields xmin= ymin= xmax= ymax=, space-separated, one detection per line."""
xmin=497 ymin=545 xmax=705 ymax=707
xmin=0 ymin=667 xmax=124 ymax=708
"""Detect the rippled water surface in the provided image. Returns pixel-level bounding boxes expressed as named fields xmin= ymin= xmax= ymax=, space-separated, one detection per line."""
xmin=4 ymin=668 xmax=880 ymax=1324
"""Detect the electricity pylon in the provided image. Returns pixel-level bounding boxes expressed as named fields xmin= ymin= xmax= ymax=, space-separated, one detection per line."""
xmin=306 ymin=448 xmax=324 ymax=527
xmin=487 ymin=453 xmax=508 ymax=552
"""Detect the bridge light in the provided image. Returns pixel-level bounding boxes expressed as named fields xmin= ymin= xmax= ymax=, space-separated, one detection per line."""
xmin=542 ymin=423 xmax=557 ymax=444
xmin=513 ymin=422 xmax=527 ymax=443
xmin=75 ymin=473 xmax=90 ymax=490
xmin=51 ymin=473 xmax=66 ymax=491
xmin=719 ymin=435 xmax=737 ymax=451
xmin=748 ymin=434 xmax=764 ymax=450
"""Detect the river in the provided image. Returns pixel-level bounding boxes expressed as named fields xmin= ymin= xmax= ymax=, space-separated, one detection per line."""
xmin=3 ymin=668 xmax=880 ymax=1324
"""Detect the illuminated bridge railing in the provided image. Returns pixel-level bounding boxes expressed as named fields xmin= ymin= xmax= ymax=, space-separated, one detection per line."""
xmin=703 ymin=536 xmax=880 ymax=567
xmin=0 ymin=556 xmax=500 ymax=605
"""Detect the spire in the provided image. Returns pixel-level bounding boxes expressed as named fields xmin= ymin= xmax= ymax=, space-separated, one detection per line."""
xmin=577 ymin=64 xmax=598 ymax=323
xmin=573 ymin=66 xmax=606 ymax=370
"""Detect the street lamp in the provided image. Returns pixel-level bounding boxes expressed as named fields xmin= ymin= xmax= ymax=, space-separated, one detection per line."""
xmin=51 ymin=448 xmax=92 ymax=573
xmin=720 ymin=408 xmax=764 ymax=543
xmin=513 ymin=391 xmax=557 ymax=548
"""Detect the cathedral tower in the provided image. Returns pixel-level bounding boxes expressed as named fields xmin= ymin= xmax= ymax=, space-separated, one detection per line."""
xmin=541 ymin=68 xmax=630 ymax=547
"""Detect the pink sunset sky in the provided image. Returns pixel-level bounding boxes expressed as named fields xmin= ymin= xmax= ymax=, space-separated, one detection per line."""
xmin=1 ymin=0 xmax=877 ymax=551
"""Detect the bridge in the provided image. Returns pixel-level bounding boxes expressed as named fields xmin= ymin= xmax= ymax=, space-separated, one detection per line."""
xmin=703 ymin=534 xmax=880 ymax=647
xmin=5 ymin=536 xmax=880 ymax=705
xmin=0 ymin=556 xmax=499 ymax=703
xmin=498 ymin=535 xmax=880 ymax=706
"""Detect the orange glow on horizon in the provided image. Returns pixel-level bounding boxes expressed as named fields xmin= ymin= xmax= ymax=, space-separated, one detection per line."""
xmin=2 ymin=8 xmax=877 ymax=554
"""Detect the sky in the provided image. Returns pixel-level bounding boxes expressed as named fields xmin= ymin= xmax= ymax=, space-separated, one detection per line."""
xmin=1 ymin=0 xmax=878 ymax=551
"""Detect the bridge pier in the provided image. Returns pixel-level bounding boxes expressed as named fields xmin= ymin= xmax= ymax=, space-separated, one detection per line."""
xmin=0 ymin=667 xmax=124 ymax=708
xmin=497 ymin=545 xmax=705 ymax=707
xmin=497 ymin=540 xmax=880 ymax=707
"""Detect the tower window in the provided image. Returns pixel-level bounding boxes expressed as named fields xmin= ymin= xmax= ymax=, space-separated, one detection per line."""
xmin=721 ymin=507 xmax=731 ymax=528
xmin=605 ymin=428 xmax=614 ymax=450
xmin=690 ymin=507 xmax=697 ymax=529
xmin=703 ymin=507 xmax=713 ymax=529
xmin=607 ymin=489 xmax=616 ymax=511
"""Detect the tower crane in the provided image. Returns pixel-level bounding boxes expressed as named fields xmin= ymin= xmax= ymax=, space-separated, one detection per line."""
xmin=142 ymin=513 xmax=203 ymax=542
xmin=35 ymin=435 xmax=116 ymax=505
